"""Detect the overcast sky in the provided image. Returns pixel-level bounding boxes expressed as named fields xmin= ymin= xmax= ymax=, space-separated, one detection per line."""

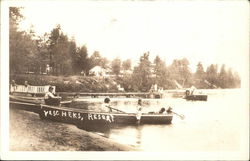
xmin=13 ymin=0 xmax=249 ymax=75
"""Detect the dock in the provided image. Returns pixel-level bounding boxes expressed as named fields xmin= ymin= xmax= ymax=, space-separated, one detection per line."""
xmin=58 ymin=92 xmax=163 ymax=99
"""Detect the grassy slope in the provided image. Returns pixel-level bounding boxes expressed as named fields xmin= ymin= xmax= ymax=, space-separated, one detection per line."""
xmin=10 ymin=74 xmax=119 ymax=92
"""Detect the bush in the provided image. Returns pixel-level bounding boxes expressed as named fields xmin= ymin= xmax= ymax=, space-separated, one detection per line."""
xmin=10 ymin=74 xmax=120 ymax=92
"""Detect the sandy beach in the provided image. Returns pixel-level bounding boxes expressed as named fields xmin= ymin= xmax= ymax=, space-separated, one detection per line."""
xmin=9 ymin=107 xmax=138 ymax=151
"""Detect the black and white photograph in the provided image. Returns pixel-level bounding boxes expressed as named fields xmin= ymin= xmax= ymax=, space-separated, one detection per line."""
xmin=1 ymin=0 xmax=249 ymax=160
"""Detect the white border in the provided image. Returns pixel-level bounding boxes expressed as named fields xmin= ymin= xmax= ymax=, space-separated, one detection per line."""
xmin=1 ymin=0 xmax=249 ymax=160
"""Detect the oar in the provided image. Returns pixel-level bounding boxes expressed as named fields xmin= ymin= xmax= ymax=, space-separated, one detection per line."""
xmin=172 ymin=111 xmax=185 ymax=120
xmin=107 ymin=106 xmax=126 ymax=113
xmin=168 ymin=107 xmax=185 ymax=120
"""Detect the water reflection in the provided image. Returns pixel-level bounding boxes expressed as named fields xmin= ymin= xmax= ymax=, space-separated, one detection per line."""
xmin=135 ymin=125 xmax=142 ymax=145
xmin=72 ymin=89 xmax=244 ymax=151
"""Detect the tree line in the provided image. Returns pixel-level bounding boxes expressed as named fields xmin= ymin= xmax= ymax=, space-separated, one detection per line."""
xmin=9 ymin=7 xmax=240 ymax=91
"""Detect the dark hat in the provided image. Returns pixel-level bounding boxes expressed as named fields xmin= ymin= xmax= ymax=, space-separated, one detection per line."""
xmin=49 ymin=86 xmax=54 ymax=90
xmin=104 ymin=97 xmax=110 ymax=103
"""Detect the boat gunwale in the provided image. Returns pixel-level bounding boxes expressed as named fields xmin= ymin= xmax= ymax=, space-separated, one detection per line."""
xmin=10 ymin=98 xmax=173 ymax=117
xmin=41 ymin=104 xmax=173 ymax=117
xmin=10 ymin=95 xmax=42 ymax=101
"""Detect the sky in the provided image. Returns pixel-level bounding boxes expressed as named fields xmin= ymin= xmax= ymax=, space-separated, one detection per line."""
xmin=12 ymin=0 xmax=249 ymax=75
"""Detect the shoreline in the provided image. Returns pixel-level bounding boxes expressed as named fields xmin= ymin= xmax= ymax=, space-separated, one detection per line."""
xmin=9 ymin=107 xmax=138 ymax=151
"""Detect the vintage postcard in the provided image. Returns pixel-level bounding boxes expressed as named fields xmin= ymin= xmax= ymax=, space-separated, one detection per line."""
xmin=1 ymin=0 xmax=249 ymax=160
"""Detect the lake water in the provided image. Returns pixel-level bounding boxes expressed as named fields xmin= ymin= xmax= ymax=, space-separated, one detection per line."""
xmin=73 ymin=89 xmax=249 ymax=152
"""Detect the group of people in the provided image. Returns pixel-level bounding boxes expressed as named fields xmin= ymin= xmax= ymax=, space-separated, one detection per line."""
xmin=13 ymin=82 xmax=170 ymax=117
xmin=11 ymin=80 xmax=171 ymax=116
xmin=99 ymin=97 xmax=171 ymax=122
xmin=44 ymin=88 xmax=173 ymax=123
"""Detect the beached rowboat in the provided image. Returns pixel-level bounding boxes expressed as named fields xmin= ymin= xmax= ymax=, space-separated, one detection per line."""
xmin=9 ymin=95 xmax=72 ymax=106
xmin=38 ymin=104 xmax=173 ymax=131
xmin=9 ymin=95 xmax=173 ymax=131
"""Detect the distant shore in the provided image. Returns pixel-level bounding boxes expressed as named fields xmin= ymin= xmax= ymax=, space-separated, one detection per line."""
xmin=10 ymin=107 xmax=138 ymax=151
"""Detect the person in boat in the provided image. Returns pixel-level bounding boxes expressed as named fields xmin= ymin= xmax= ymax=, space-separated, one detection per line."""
xmin=166 ymin=107 xmax=173 ymax=114
xmin=101 ymin=97 xmax=113 ymax=112
xmin=159 ymin=107 xmax=173 ymax=114
xmin=44 ymin=86 xmax=61 ymax=105
xmin=185 ymin=89 xmax=190 ymax=96
xmin=159 ymin=107 xmax=166 ymax=114
xmin=136 ymin=99 xmax=143 ymax=122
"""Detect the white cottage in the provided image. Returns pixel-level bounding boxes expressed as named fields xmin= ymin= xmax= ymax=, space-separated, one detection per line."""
xmin=89 ymin=66 xmax=106 ymax=76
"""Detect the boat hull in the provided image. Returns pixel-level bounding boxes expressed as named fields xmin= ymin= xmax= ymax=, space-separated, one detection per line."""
xmin=10 ymin=95 xmax=173 ymax=131
xmin=10 ymin=95 xmax=71 ymax=109
xmin=10 ymin=101 xmax=41 ymax=113
xmin=185 ymin=95 xmax=207 ymax=101
xmin=39 ymin=105 xmax=173 ymax=127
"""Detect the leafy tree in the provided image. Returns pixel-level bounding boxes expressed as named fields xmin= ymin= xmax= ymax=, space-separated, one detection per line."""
xmin=153 ymin=55 xmax=163 ymax=76
xmin=205 ymin=64 xmax=218 ymax=88
xmin=72 ymin=45 xmax=89 ymax=75
xmin=9 ymin=7 xmax=40 ymax=74
xmin=179 ymin=58 xmax=191 ymax=86
xmin=132 ymin=52 xmax=152 ymax=91
xmin=89 ymin=51 xmax=109 ymax=69
xmin=9 ymin=7 xmax=23 ymax=29
xmin=111 ymin=57 xmax=121 ymax=76
xmin=153 ymin=55 xmax=170 ymax=89
xmin=232 ymin=71 xmax=241 ymax=88
xmin=169 ymin=58 xmax=191 ymax=87
xmin=47 ymin=25 xmax=75 ymax=75
xmin=122 ymin=59 xmax=132 ymax=71
xmin=218 ymin=64 xmax=227 ymax=88
xmin=227 ymin=68 xmax=234 ymax=88
xmin=36 ymin=33 xmax=51 ymax=73
xmin=99 ymin=57 xmax=109 ymax=69
xmin=89 ymin=51 xmax=101 ymax=69
xmin=195 ymin=62 xmax=205 ymax=80
xmin=225 ymin=68 xmax=240 ymax=88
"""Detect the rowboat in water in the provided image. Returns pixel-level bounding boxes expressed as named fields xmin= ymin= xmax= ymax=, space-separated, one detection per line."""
xmin=9 ymin=95 xmax=173 ymax=131
xmin=39 ymin=104 xmax=173 ymax=131
xmin=184 ymin=94 xmax=208 ymax=101
xmin=184 ymin=89 xmax=208 ymax=101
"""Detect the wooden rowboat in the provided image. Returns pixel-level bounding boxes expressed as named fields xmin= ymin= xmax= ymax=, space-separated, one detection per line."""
xmin=184 ymin=95 xmax=208 ymax=101
xmin=9 ymin=95 xmax=72 ymax=112
xmin=10 ymin=95 xmax=72 ymax=106
xmin=38 ymin=104 xmax=173 ymax=131
xmin=39 ymin=104 xmax=173 ymax=124
xmin=184 ymin=89 xmax=208 ymax=101
xmin=9 ymin=95 xmax=173 ymax=131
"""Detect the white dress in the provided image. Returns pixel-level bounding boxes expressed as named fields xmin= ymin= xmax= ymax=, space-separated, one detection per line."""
xmin=44 ymin=92 xmax=56 ymax=99
xmin=101 ymin=103 xmax=111 ymax=112
xmin=136 ymin=105 xmax=142 ymax=120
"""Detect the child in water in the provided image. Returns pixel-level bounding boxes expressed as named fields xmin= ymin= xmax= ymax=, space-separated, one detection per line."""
xmin=136 ymin=99 xmax=143 ymax=122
